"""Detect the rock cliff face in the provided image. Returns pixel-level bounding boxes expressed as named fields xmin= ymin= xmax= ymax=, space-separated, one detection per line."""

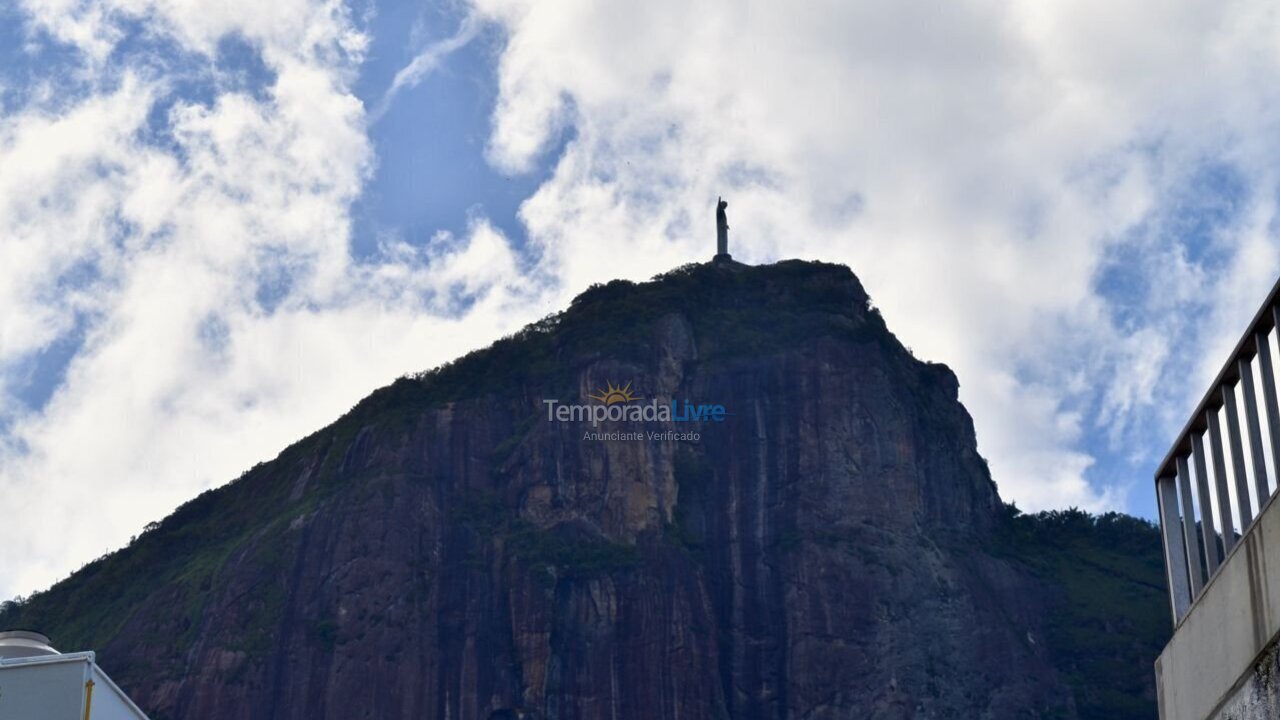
xmin=2 ymin=260 xmax=1138 ymax=718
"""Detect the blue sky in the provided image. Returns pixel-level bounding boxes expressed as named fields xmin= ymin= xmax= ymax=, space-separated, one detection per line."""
xmin=2 ymin=0 xmax=1279 ymax=600
xmin=353 ymin=4 xmax=544 ymax=257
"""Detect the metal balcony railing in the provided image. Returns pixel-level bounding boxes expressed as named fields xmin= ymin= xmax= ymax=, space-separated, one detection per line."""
xmin=1155 ymin=275 xmax=1280 ymax=624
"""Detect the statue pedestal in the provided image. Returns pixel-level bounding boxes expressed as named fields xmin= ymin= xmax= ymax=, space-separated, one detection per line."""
xmin=712 ymin=253 xmax=734 ymax=264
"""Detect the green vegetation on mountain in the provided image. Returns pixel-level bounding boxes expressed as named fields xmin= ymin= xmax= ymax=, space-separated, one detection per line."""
xmin=407 ymin=259 xmax=895 ymax=404
xmin=997 ymin=505 xmax=1170 ymax=719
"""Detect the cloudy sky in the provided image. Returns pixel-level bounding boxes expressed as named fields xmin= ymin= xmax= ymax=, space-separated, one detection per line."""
xmin=2 ymin=0 xmax=1280 ymax=601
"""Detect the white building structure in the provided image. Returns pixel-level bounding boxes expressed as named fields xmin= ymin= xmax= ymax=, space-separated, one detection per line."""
xmin=0 ymin=631 xmax=149 ymax=719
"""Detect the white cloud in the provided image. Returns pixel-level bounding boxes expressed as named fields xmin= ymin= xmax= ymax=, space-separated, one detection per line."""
xmin=371 ymin=11 xmax=481 ymax=122
xmin=0 ymin=1 xmax=543 ymax=600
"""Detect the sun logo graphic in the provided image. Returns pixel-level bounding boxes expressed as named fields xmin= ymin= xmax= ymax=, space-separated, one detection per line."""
xmin=588 ymin=381 xmax=642 ymax=405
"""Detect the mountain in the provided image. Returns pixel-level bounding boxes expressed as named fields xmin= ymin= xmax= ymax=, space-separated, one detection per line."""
xmin=0 ymin=259 xmax=1169 ymax=719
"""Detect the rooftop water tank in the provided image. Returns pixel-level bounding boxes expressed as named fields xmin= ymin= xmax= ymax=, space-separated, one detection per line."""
xmin=0 ymin=630 xmax=59 ymax=659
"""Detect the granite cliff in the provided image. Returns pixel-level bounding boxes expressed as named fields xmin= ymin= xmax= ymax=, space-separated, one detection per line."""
xmin=0 ymin=260 xmax=1168 ymax=718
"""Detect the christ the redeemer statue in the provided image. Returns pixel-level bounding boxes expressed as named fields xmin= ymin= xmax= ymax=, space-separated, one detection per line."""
xmin=714 ymin=196 xmax=731 ymax=262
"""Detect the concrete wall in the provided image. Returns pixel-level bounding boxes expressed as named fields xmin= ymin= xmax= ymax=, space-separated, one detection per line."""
xmin=1157 ymin=493 xmax=1280 ymax=720
xmin=1210 ymin=640 xmax=1280 ymax=720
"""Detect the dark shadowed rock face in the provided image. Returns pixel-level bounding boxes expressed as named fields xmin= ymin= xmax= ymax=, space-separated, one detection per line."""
xmin=4 ymin=261 xmax=1084 ymax=718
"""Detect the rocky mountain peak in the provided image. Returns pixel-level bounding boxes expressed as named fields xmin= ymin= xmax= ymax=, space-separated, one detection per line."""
xmin=0 ymin=259 xmax=1167 ymax=719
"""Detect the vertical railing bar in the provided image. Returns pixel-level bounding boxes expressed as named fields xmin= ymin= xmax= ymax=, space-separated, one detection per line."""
xmin=1192 ymin=431 xmax=1223 ymax=573
xmin=1222 ymin=382 xmax=1254 ymax=527
xmin=1207 ymin=408 xmax=1238 ymax=555
xmin=1176 ymin=454 xmax=1206 ymax=597
xmin=1157 ymin=474 xmax=1192 ymax=621
xmin=1257 ymin=321 xmax=1280 ymax=494
xmin=1239 ymin=355 xmax=1271 ymax=511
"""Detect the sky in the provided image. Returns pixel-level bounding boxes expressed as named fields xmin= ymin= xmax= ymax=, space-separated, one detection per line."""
xmin=2 ymin=0 xmax=1280 ymax=601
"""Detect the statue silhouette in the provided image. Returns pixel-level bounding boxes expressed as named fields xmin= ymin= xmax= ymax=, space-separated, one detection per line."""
xmin=715 ymin=197 xmax=730 ymax=260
